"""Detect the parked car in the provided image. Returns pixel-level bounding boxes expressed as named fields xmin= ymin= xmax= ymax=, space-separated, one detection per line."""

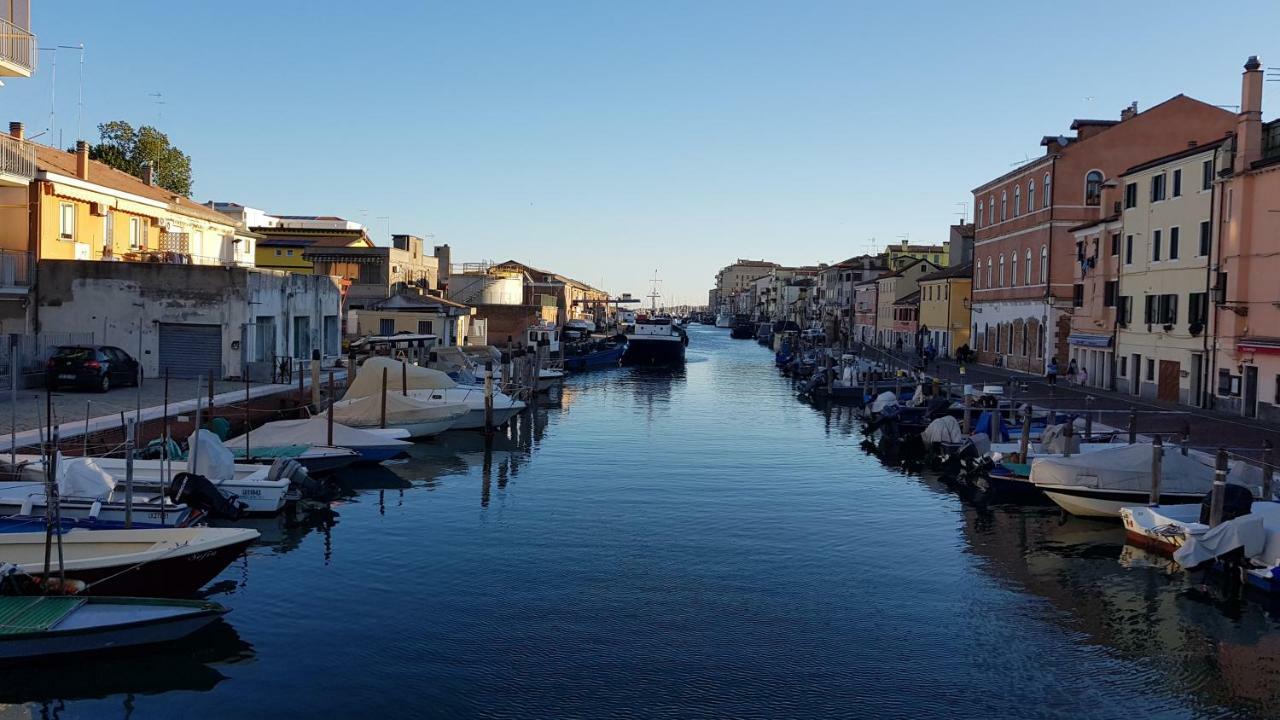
xmin=45 ymin=346 xmax=139 ymax=392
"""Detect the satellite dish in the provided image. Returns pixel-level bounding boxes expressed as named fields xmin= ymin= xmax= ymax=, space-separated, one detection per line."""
xmin=1057 ymin=135 xmax=1071 ymax=146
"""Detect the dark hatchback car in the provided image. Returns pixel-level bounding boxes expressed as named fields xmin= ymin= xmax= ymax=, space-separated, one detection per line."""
xmin=45 ymin=346 xmax=139 ymax=393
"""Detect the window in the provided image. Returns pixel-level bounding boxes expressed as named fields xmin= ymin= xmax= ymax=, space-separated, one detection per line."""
xmin=1072 ymin=283 xmax=1084 ymax=307
xmin=977 ymin=201 xmax=984 ymax=228
xmin=1011 ymin=253 xmax=1018 ymax=286
xmin=1085 ymin=170 xmax=1104 ymax=206
xmin=59 ymin=203 xmax=75 ymax=240
xmin=1119 ymin=296 xmax=1132 ymax=324
xmin=1109 ymin=232 xmax=1120 ymax=256
xmin=1120 ymin=355 xmax=1128 ymax=377
xmin=1104 ymin=281 xmax=1118 ymax=307
xmin=1202 ymin=158 xmax=1213 ymax=190
xmin=996 ymin=323 xmax=1003 ymax=353
xmin=379 ymin=318 xmax=395 ymax=335
xmin=1152 ymin=229 xmax=1162 ymax=261
xmin=984 ymin=323 xmax=990 ymax=351
xmin=418 ymin=320 xmax=434 ymax=335
xmin=1155 ymin=294 xmax=1178 ymax=325
xmin=1014 ymin=186 xmax=1021 ymax=216
xmin=1029 ymin=180 xmax=1036 ymax=211
xmin=998 ymin=255 xmax=1005 ymax=286
xmin=1123 ymin=182 xmax=1138 ymax=209
xmin=986 ymin=257 xmax=992 ymax=288
xmin=1144 ymin=295 xmax=1156 ymax=324
xmin=1218 ymin=369 xmax=1232 ymax=395
xmin=1172 ymin=168 xmax=1182 ymax=197
xmin=1124 ymin=235 xmax=1133 ymax=264
xmin=275 ymin=249 xmax=282 ymax=256
xmin=1040 ymin=246 xmax=1048 ymax=282
xmin=1043 ymin=173 xmax=1051 ymax=207
xmin=286 ymin=249 xmax=295 ymax=256
xmin=1147 ymin=358 xmax=1155 ymax=381
xmin=1151 ymin=173 xmax=1166 ymax=202
xmin=1198 ymin=220 xmax=1210 ymax=256
xmin=1024 ymin=249 xmax=1032 ymax=284
xmin=129 ymin=217 xmax=143 ymax=249
xmin=988 ymin=195 xmax=995 ymax=225
xmin=1188 ymin=292 xmax=1208 ymax=328
xmin=1000 ymin=191 xmax=1007 ymax=221
xmin=1168 ymin=226 xmax=1179 ymax=260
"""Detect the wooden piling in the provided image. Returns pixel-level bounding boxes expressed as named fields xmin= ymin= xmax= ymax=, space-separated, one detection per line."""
xmin=244 ymin=375 xmax=251 ymax=461
xmin=310 ymin=350 xmax=321 ymax=408
xmin=1062 ymin=421 xmax=1074 ymax=458
xmin=1147 ymin=434 xmax=1163 ymax=507
xmin=1263 ymin=440 xmax=1274 ymax=500
xmin=1018 ymin=409 xmax=1031 ymax=461
xmin=208 ymin=369 xmax=216 ymax=410
xmin=1127 ymin=409 xmax=1138 ymax=445
xmin=1209 ymin=448 xmax=1228 ymax=527
xmin=125 ymin=418 xmax=135 ymax=528
xmin=962 ymin=395 xmax=972 ymax=435
xmin=327 ymin=371 xmax=335 ymax=447
xmin=401 ymin=359 xmax=408 ymax=397
xmin=380 ymin=367 xmax=388 ymax=429
xmin=484 ymin=360 xmax=495 ymax=435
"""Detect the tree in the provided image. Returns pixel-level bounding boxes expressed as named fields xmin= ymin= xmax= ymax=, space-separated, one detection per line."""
xmin=84 ymin=121 xmax=194 ymax=196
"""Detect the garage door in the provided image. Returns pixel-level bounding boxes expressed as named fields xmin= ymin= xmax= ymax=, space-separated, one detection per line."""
xmin=158 ymin=323 xmax=222 ymax=379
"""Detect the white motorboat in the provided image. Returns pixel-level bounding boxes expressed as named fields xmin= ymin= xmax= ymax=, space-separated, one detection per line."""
xmin=226 ymin=416 xmax=413 ymax=464
xmin=347 ymin=357 xmax=525 ymax=431
xmin=1121 ymin=501 xmax=1280 ymax=593
xmin=327 ymin=393 xmax=469 ymax=439
xmin=440 ymin=346 xmax=562 ymax=394
xmin=714 ymin=312 xmax=732 ymax=328
xmin=1030 ymin=443 xmax=1262 ymax=518
xmin=0 ymin=456 xmax=193 ymax=526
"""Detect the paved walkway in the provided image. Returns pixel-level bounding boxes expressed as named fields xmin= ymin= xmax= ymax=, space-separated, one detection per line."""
xmin=855 ymin=345 xmax=1280 ymax=459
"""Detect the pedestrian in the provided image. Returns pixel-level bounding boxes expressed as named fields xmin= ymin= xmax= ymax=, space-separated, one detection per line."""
xmin=1046 ymin=357 xmax=1059 ymax=386
xmin=1067 ymin=358 xmax=1079 ymax=385
xmin=1078 ymin=366 xmax=1089 ymax=387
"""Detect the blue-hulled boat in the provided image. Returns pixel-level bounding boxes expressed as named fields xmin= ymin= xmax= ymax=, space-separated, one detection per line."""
xmin=564 ymin=340 xmax=626 ymax=371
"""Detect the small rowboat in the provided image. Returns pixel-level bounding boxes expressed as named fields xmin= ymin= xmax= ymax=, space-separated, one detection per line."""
xmin=0 ymin=595 xmax=227 ymax=660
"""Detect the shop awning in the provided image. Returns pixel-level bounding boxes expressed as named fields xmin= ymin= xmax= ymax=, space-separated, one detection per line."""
xmin=1067 ymin=333 xmax=1112 ymax=348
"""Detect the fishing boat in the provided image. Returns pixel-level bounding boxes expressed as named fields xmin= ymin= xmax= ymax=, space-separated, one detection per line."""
xmin=0 ymin=526 xmax=259 ymax=596
xmin=0 ymin=456 xmax=196 ymax=527
xmin=225 ymin=417 xmax=412 ymax=465
xmin=1121 ymin=499 xmax=1280 ymax=593
xmin=1030 ymin=443 xmax=1262 ymax=518
xmin=729 ymin=315 xmax=755 ymax=339
xmin=714 ymin=312 xmax=732 ymax=328
xmin=622 ymin=316 xmax=687 ymax=366
xmin=0 ymin=595 xmax=228 ymax=661
xmin=342 ymin=357 xmax=523 ymax=431
xmin=563 ymin=337 xmax=627 ymax=371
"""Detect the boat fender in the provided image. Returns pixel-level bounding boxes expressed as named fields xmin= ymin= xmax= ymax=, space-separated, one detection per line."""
xmin=89 ymin=500 xmax=102 ymax=519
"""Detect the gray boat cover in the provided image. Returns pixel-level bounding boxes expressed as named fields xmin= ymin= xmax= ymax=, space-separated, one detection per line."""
xmin=922 ymin=416 xmax=963 ymax=444
xmin=1030 ymin=443 xmax=1258 ymax=494
xmin=1038 ymin=423 xmax=1080 ymax=455
xmin=1174 ymin=514 xmax=1266 ymax=567
xmin=871 ymin=392 xmax=898 ymax=413
xmin=56 ymin=456 xmax=116 ymax=499
xmin=189 ymin=429 xmax=236 ymax=483
xmin=226 ymin=417 xmax=412 ymax=450
xmin=330 ymin=393 xmax=467 ymax=429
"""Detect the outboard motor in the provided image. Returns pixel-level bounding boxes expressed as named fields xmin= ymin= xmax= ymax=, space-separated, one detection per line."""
xmin=1199 ymin=484 xmax=1254 ymax=524
xmin=267 ymin=458 xmax=328 ymax=500
xmin=168 ymin=472 xmax=247 ymax=520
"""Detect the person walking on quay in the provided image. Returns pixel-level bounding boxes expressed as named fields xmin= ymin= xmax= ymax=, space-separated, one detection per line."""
xmin=1078 ymin=366 xmax=1089 ymax=388
xmin=1066 ymin=358 xmax=1079 ymax=385
xmin=1046 ymin=357 xmax=1060 ymax=386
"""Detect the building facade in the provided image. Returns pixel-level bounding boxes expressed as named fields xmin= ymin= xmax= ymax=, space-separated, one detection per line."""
xmin=712 ymin=259 xmax=777 ymax=312
xmin=1113 ymin=142 xmax=1219 ymax=403
xmin=971 ymin=96 xmax=1235 ymax=373
xmin=1067 ymin=211 xmax=1122 ymax=390
xmin=917 ymin=262 xmax=973 ymax=357
xmin=874 ymin=258 xmax=937 ymax=348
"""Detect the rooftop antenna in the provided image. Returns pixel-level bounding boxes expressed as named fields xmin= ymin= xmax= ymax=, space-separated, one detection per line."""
xmin=954 ymin=201 xmax=968 ymax=224
xmin=38 ymin=45 xmax=84 ymax=145
xmin=376 ymin=216 xmax=390 ymax=243
xmin=1008 ymin=152 xmax=1031 ymax=167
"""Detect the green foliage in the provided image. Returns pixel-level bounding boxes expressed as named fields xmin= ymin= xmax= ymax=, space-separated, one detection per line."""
xmin=83 ymin=121 xmax=194 ymax=196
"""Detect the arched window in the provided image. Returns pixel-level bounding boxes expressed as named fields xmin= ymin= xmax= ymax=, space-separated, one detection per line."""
xmin=1028 ymin=180 xmax=1036 ymax=211
xmin=988 ymin=195 xmax=995 ymax=225
xmin=1040 ymin=245 xmax=1048 ymax=283
xmin=977 ymin=201 xmax=984 ymax=229
xmin=984 ymin=323 xmax=990 ymax=351
xmin=1014 ymin=186 xmax=1021 ymax=216
xmin=1021 ymin=322 xmax=1029 ymax=356
xmin=1043 ymin=173 xmax=1051 ymax=207
xmin=1024 ymin=248 xmax=1032 ymax=284
xmin=998 ymin=255 xmax=1005 ymax=286
xmin=1011 ymin=252 xmax=1018 ymax=286
xmin=1000 ymin=191 xmax=1008 ymax=221
xmin=1084 ymin=170 xmax=1104 ymax=206
xmin=986 ymin=257 xmax=992 ymax=288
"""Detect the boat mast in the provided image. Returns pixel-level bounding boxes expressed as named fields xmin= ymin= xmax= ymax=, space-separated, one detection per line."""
xmin=648 ymin=270 xmax=661 ymax=314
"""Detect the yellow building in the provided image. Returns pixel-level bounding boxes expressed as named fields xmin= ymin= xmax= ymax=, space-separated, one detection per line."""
xmin=0 ymin=137 xmax=247 ymax=265
xmin=917 ymin=262 xmax=973 ymax=357
xmin=885 ymin=239 xmax=949 ymax=270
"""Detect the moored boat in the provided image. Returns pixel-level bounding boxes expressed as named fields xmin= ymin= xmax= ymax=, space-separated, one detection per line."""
xmin=225 ymin=417 xmax=412 ymax=465
xmin=622 ymin=315 xmax=687 ymax=366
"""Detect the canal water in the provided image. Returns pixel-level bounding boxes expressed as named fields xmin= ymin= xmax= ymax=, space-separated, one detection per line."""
xmin=8 ymin=325 xmax=1280 ymax=719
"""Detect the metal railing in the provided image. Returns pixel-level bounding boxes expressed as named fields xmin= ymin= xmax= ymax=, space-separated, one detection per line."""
xmin=0 ymin=17 xmax=35 ymax=75
xmin=0 ymin=250 xmax=31 ymax=287
xmin=0 ymin=133 xmax=35 ymax=181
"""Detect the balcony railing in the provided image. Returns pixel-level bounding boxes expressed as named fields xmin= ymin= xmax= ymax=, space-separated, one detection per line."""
xmin=0 ymin=250 xmax=32 ymax=288
xmin=0 ymin=17 xmax=35 ymax=76
xmin=0 ymin=133 xmax=35 ymax=182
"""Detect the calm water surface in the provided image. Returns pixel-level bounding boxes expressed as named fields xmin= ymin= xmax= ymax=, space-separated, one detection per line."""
xmin=8 ymin=325 xmax=1280 ymax=719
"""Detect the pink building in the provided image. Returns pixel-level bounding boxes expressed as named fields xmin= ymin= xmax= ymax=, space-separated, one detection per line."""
xmin=1211 ymin=57 xmax=1280 ymax=420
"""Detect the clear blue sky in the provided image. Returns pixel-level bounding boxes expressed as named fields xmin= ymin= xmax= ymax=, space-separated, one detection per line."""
xmin=8 ymin=1 xmax=1277 ymax=305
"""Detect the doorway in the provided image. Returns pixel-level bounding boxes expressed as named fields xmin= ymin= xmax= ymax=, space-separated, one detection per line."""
xmin=1245 ymin=366 xmax=1259 ymax=418
xmin=1158 ymin=360 xmax=1180 ymax=403
xmin=1130 ymin=354 xmax=1142 ymax=396
xmin=1190 ymin=354 xmax=1203 ymax=407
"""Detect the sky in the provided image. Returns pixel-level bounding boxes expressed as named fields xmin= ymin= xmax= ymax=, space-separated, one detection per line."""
xmin=6 ymin=1 xmax=1278 ymax=305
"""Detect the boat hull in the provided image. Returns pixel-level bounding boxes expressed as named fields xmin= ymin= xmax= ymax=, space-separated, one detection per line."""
xmin=451 ymin=405 xmax=524 ymax=431
xmin=564 ymin=344 xmax=625 ymax=371
xmin=1039 ymin=486 xmax=1204 ymax=518
xmin=0 ymin=600 xmax=227 ymax=661
xmin=621 ymin=338 xmax=686 ymax=366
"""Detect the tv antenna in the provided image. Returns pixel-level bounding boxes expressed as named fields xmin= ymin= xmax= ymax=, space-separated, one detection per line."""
xmin=149 ymin=92 xmax=166 ymax=122
xmin=39 ymin=43 xmax=85 ymax=145
xmin=954 ymin=201 xmax=968 ymax=224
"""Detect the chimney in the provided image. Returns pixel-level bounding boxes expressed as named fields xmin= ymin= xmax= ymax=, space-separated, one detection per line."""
xmin=75 ymin=140 xmax=89 ymax=181
xmin=1235 ymin=55 xmax=1264 ymax=173
xmin=141 ymin=162 xmax=154 ymax=186
xmin=8 ymin=122 xmax=22 ymax=141
xmin=1120 ymin=102 xmax=1138 ymax=121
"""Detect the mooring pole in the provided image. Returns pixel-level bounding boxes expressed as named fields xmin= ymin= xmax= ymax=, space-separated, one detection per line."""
xmin=311 ymin=349 xmax=321 ymax=408
xmin=401 ymin=359 xmax=408 ymax=398
xmin=1062 ymin=421 xmax=1074 ymax=458
xmin=380 ymin=367 xmax=388 ymax=430
xmin=327 ymin=371 xmax=336 ymax=447
xmin=124 ymin=418 xmax=135 ymax=528
xmin=1148 ymin=434 xmax=1163 ymax=507
xmin=1019 ymin=409 xmax=1032 ymax=461
xmin=484 ymin=360 xmax=495 ymax=435
xmin=1209 ymin=448 xmax=1228 ymax=527
xmin=1128 ymin=409 xmax=1138 ymax=445
xmin=1263 ymin=440 xmax=1274 ymax=501
xmin=963 ymin=395 xmax=972 ymax=436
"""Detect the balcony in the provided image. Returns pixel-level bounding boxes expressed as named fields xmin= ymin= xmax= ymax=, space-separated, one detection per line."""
xmin=0 ymin=133 xmax=34 ymax=186
xmin=0 ymin=15 xmax=35 ymax=78
xmin=0 ymin=250 xmax=32 ymax=294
